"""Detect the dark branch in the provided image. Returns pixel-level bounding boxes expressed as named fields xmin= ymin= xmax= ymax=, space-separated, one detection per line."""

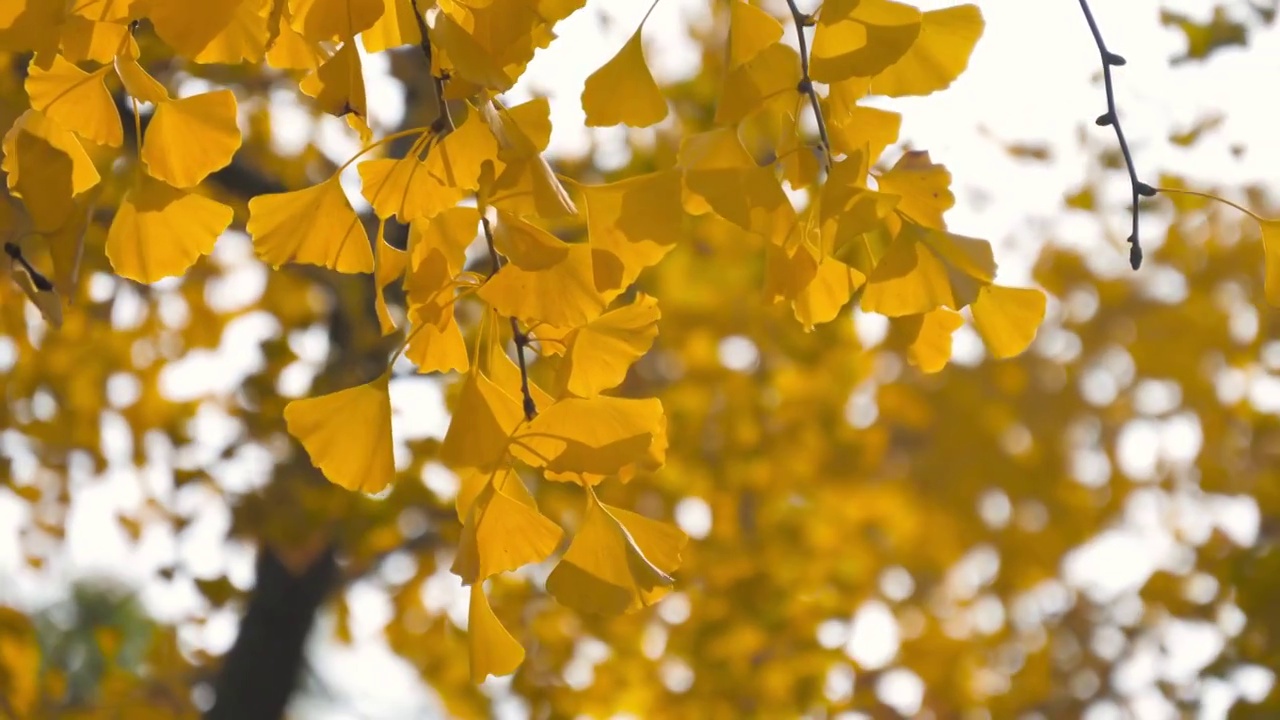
xmin=481 ymin=215 xmax=538 ymax=421
xmin=409 ymin=0 xmax=455 ymax=134
xmin=1077 ymin=0 xmax=1157 ymax=270
xmin=784 ymin=0 xmax=831 ymax=170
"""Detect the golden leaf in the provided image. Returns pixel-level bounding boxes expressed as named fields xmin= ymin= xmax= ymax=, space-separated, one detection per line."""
xmin=248 ymin=176 xmax=374 ymax=273
xmin=25 ymin=54 xmax=122 ymax=147
xmin=283 ymin=372 xmax=397 ymax=493
xmin=142 ymin=91 xmax=241 ymax=188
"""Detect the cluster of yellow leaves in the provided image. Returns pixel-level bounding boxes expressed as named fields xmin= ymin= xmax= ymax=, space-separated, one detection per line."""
xmin=0 ymin=0 xmax=1088 ymax=685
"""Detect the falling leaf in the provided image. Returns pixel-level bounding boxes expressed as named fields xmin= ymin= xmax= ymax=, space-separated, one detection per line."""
xmin=248 ymin=176 xmax=374 ymax=273
xmin=582 ymin=18 xmax=667 ymax=127
xmin=105 ymin=175 xmax=233 ymax=284
xmin=25 ymin=54 xmax=122 ymax=147
xmin=284 ymin=372 xmax=397 ymax=493
xmin=142 ymin=90 xmax=242 ymax=188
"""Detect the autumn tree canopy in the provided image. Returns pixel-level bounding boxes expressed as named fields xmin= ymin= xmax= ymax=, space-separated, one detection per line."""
xmin=1 ymin=0 xmax=1278 ymax=717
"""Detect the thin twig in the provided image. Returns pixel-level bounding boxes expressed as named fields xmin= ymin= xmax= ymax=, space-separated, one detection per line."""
xmin=783 ymin=0 xmax=831 ymax=170
xmin=409 ymin=0 xmax=455 ymax=134
xmin=1077 ymin=0 xmax=1156 ymax=270
xmin=480 ymin=215 xmax=538 ymax=421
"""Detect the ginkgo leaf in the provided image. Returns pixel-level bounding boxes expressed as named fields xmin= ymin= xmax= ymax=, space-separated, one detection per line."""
xmin=424 ymin=106 xmax=499 ymax=191
xmin=440 ymin=370 xmax=525 ymax=472
xmin=361 ymin=0 xmax=421 ymax=52
xmin=582 ymin=24 xmax=667 ymax=127
xmin=25 ymin=54 xmax=122 ymax=147
xmin=113 ymin=55 xmax=170 ymax=104
xmin=545 ymin=492 xmax=685 ymax=615
xmin=888 ymin=307 xmax=964 ymax=373
xmin=559 ymin=294 xmax=661 ymax=397
xmin=728 ymin=0 xmax=783 ymax=67
xmin=792 ymin=256 xmax=866 ymax=330
xmin=970 ymin=284 xmax=1047 ymax=359
xmin=409 ymin=206 xmax=480 ymax=275
xmin=266 ymin=4 xmax=329 ymax=69
xmin=60 ymin=16 xmax=134 ymax=64
xmin=579 ymin=170 xmax=682 ymax=294
xmin=680 ymin=128 xmax=794 ymax=241
xmin=427 ymin=4 xmax=516 ymax=92
xmin=374 ymin=223 xmax=406 ymax=335
xmin=147 ymin=0 xmax=271 ymax=64
xmin=105 ymin=175 xmax=233 ymax=283
xmin=0 ymin=0 xmax=61 ymax=56
xmin=482 ymin=99 xmax=577 ymax=218
xmin=403 ymin=242 xmax=468 ymax=374
xmin=299 ymin=41 xmax=367 ymax=122
xmin=810 ymin=0 xmax=922 ymax=83
xmin=512 ymin=396 xmax=664 ymax=476
xmin=359 ymin=155 xmax=465 ymax=223
xmin=248 ymin=176 xmax=373 ymax=273
xmin=4 ymin=128 xmax=82 ymax=231
xmin=283 ymin=372 xmax=396 ymax=494
xmin=290 ymin=0 xmax=385 ymax=42
xmin=871 ymin=4 xmax=983 ymax=97
xmin=468 ymin=585 xmax=524 ymax=683
xmin=477 ymin=214 xmax=605 ymax=328
xmin=877 ymin=150 xmax=955 ymax=230
xmin=142 ymin=91 xmax=241 ymax=188
xmin=715 ymin=42 xmax=800 ymax=126
xmin=861 ymin=221 xmax=994 ymax=316
xmin=451 ymin=474 xmax=563 ymax=583
xmin=825 ymin=104 xmax=902 ymax=165
xmin=2 ymin=111 xmax=100 ymax=203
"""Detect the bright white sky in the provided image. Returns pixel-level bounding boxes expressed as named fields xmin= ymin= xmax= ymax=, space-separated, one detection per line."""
xmin=2 ymin=1 xmax=1278 ymax=718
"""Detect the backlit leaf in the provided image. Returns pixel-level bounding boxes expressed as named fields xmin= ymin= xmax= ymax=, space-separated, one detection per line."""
xmin=289 ymin=0 xmax=384 ymax=41
xmin=871 ymin=4 xmax=983 ymax=97
xmin=468 ymin=585 xmax=524 ymax=682
xmin=248 ymin=176 xmax=374 ymax=272
xmin=810 ymin=0 xmax=922 ymax=83
xmin=452 ymin=473 xmax=563 ymax=583
xmin=105 ymin=175 xmax=233 ymax=283
xmin=888 ymin=307 xmax=964 ymax=373
xmin=283 ymin=372 xmax=396 ymax=494
xmin=142 ymin=90 xmax=241 ymax=188
xmin=560 ymin=294 xmax=661 ymax=397
xmin=582 ymin=23 xmax=667 ymax=128
xmin=970 ymin=284 xmax=1047 ymax=359
xmin=25 ymin=54 xmax=122 ymax=147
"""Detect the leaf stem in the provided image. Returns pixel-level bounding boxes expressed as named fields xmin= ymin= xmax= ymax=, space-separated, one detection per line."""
xmin=410 ymin=0 xmax=456 ymax=134
xmin=783 ymin=0 xmax=831 ymax=171
xmin=1157 ymin=186 xmax=1262 ymax=222
xmin=336 ymin=127 xmax=432 ymax=174
xmin=1077 ymin=0 xmax=1155 ymax=270
xmin=480 ymin=214 xmax=538 ymax=421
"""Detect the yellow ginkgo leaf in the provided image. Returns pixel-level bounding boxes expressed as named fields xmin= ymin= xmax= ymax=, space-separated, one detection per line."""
xmin=482 ymin=99 xmax=577 ymax=218
xmin=728 ymin=0 xmax=783 ymax=67
xmin=424 ymin=106 xmax=499 ymax=192
xmin=451 ymin=474 xmax=563 ymax=583
xmin=4 ymin=129 xmax=80 ymax=232
xmin=579 ymin=170 xmax=682 ymax=294
xmin=267 ymin=5 xmax=329 ymax=70
xmin=545 ymin=492 xmax=686 ymax=615
xmin=290 ymin=0 xmax=385 ymax=41
xmin=283 ymin=372 xmax=396 ymax=494
xmin=861 ymin=221 xmax=994 ymax=317
xmin=105 ymin=175 xmax=234 ymax=283
xmin=147 ymin=0 xmax=271 ymax=64
xmin=142 ymin=90 xmax=241 ymax=188
xmin=810 ymin=0 xmax=922 ymax=83
xmin=299 ymin=41 xmax=367 ymax=122
xmin=440 ymin=370 xmax=526 ymax=472
xmin=560 ymin=294 xmax=661 ymax=397
xmin=1263 ymin=220 xmax=1280 ymax=307
xmin=361 ymin=0 xmax=421 ymax=52
xmin=113 ymin=55 xmax=170 ymax=104
xmin=825 ymin=104 xmax=902 ymax=165
xmin=403 ymin=244 xmax=468 ymax=374
xmin=582 ymin=24 xmax=667 ymax=127
xmin=477 ymin=214 xmax=605 ymax=328
xmin=60 ymin=16 xmax=133 ymax=64
xmin=512 ymin=396 xmax=664 ymax=476
xmin=359 ymin=155 xmax=465 ymax=223
xmin=888 ymin=307 xmax=964 ymax=373
xmin=248 ymin=176 xmax=373 ymax=273
xmin=373 ymin=223 xmax=406 ymax=335
xmin=427 ymin=5 xmax=515 ymax=92
xmin=877 ymin=150 xmax=955 ymax=230
xmin=970 ymin=284 xmax=1047 ymax=359
xmin=468 ymin=584 xmax=524 ymax=683
xmin=792 ymin=255 xmax=866 ymax=330
xmin=2 ymin=111 xmax=100 ymax=204
xmin=871 ymin=4 xmax=983 ymax=97
xmin=680 ymin=128 xmax=794 ymax=241
xmin=714 ymin=42 xmax=800 ymax=126
xmin=25 ymin=54 xmax=122 ymax=147
xmin=0 ymin=0 xmax=61 ymax=56
xmin=408 ymin=206 xmax=480 ymax=275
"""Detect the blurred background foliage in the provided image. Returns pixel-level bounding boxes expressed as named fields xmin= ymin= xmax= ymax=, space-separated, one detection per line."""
xmin=2 ymin=0 xmax=1280 ymax=718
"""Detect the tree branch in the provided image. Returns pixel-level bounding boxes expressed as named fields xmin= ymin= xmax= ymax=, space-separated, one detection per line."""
xmin=409 ymin=0 xmax=455 ymax=134
xmin=1077 ymin=0 xmax=1156 ymax=270
xmin=784 ymin=0 xmax=831 ymax=170
xmin=480 ymin=215 xmax=538 ymax=421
